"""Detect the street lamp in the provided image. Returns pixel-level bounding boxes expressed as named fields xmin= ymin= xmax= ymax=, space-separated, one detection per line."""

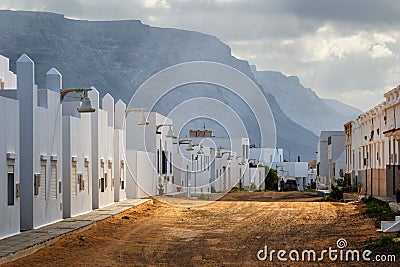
xmin=60 ymin=88 xmax=95 ymax=113
xmin=179 ymin=139 xmax=194 ymax=151
xmin=216 ymin=146 xmax=222 ymax=158
xmin=236 ymin=156 xmax=247 ymax=189
xmin=125 ymin=108 xmax=149 ymax=125
xmin=156 ymin=124 xmax=177 ymax=195
xmin=222 ymin=151 xmax=233 ymax=160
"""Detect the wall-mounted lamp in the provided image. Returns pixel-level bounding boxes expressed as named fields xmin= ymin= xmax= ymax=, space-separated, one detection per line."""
xmin=178 ymin=139 xmax=194 ymax=151
xmin=125 ymin=108 xmax=149 ymax=125
xmin=60 ymin=88 xmax=95 ymax=113
xmin=156 ymin=124 xmax=177 ymax=138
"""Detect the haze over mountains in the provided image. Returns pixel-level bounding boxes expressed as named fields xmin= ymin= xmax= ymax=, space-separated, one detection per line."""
xmin=251 ymin=68 xmax=363 ymax=135
xmin=0 ymin=10 xmax=362 ymax=160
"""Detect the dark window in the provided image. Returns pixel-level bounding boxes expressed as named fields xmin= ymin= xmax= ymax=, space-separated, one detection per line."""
xmin=100 ymin=178 xmax=105 ymax=192
xmin=169 ymin=152 xmax=173 ymax=174
xmin=8 ymin=165 xmax=14 ymax=206
xmin=157 ymin=150 xmax=160 ymax=173
xmin=162 ymin=151 xmax=167 ymax=174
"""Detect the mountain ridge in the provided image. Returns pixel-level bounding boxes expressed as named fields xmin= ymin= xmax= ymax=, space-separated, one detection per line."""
xmin=0 ymin=10 xmax=321 ymax=159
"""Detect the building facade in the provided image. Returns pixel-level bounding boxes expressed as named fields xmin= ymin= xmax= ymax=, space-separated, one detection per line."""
xmin=0 ymin=94 xmax=19 ymax=238
xmin=345 ymin=85 xmax=400 ymax=197
xmin=317 ymin=131 xmax=345 ymax=188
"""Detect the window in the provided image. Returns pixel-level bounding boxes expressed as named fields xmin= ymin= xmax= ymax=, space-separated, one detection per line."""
xmin=78 ymin=173 xmax=84 ymax=191
xmin=100 ymin=161 xmax=105 ymax=192
xmin=84 ymin=162 xmax=89 ymax=194
xmin=8 ymin=164 xmax=15 ymax=206
xmin=120 ymin=161 xmax=125 ymax=189
xmin=157 ymin=149 xmax=160 ymax=174
xmin=72 ymin=162 xmax=77 ymax=196
xmin=51 ymin=161 xmax=57 ymax=199
xmin=41 ymin=161 xmax=47 ymax=201
xmin=169 ymin=152 xmax=173 ymax=174
xmin=108 ymin=162 xmax=113 ymax=189
xmin=162 ymin=151 xmax=167 ymax=174
xmin=34 ymin=174 xmax=40 ymax=195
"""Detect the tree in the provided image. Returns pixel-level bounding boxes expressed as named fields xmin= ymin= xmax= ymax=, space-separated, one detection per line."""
xmin=265 ymin=169 xmax=279 ymax=191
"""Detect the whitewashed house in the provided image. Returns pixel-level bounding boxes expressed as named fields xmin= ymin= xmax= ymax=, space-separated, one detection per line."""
xmin=271 ymin=162 xmax=309 ymax=191
xmin=248 ymin=165 xmax=266 ymax=190
xmin=88 ymin=90 xmax=116 ymax=208
xmin=17 ymin=54 xmax=63 ymax=230
xmin=317 ymin=131 xmax=345 ymax=188
xmin=0 ymin=55 xmax=17 ymax=89
xmin=113 ymin=99 xmax=127 ymax=202
xmin=175 ymin=143 xmax=212 ymax=195
xmin=250 ymin=147 xmax=283 ymax=165
xmin=62 ymin=99 xmax=92 ymax=218
xmin=345 ymin=85 xmax=400 ymax=197
xmin=126 ymin=112 xmax=174 ymax=198
xmin=0 ymin=57 xmax=20 ymax=238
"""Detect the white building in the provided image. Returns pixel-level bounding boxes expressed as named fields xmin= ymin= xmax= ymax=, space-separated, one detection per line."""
xmin=0 ymin=73 xmax=20 ymax=238
xmin=175 ymin=143 xmax=212 ymax=195
xmin=17 ymin=54 xmax=63 ymax=230
xmin=88 ymin=90 xmax=116 ymax=209
xmin=271 ymin=162 xmax=309 ymax=191
xmin=0 ymin=55 xmax=17 ymax=89
xmin=247 ymin=165 xmax=266 ymax=190
xmin=249 ymin=147 xmax=283 ymax=165
xmin=113 ymin=100 xmax=127 ymax=202
xmin=126 ymin=112 xmax=175 ymax=198
xmin=317 ymin=131 xmax=345 ymax=188
xmin=0 ymin=54 xmax=130 ymax=237
xmin=345 ymin=85 xmax=400 ymax=197
xmin=327 ymin=133 xmax=346 ymax=185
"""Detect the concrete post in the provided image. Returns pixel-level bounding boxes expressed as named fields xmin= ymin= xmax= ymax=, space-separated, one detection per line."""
xmin=16 ymin=54 xmax=35 ymax=230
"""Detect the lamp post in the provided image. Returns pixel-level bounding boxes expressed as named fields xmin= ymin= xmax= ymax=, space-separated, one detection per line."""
xmin=236 ymin=156 xmax=246 ymax=189
xmin=221 ymin=151 xmax=233 ymax=191
xmin=60 ymin=88 xmax=96 ymax=113
xmin=156 ymin=124 xmax=177 ymax=195
xmin=178 ymin=139 xmax=194 ymax=197
xmin=125 ymin=108 xmax=149 ymax=125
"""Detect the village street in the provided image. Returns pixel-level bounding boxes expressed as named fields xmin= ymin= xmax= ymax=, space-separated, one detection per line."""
xmin=3 ymin=191 xmax=391 ymax=267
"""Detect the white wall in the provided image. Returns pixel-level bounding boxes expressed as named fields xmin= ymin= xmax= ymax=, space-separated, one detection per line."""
xmin=126 ymin=150 xmax=156 ymax=198
xmin=250 ymin=148 xmax=283 ymax=164
xmin=62 ymin=101 xmax=92 ymax=218
xmin=249 ymin=166 xmax=266 ymax=189
xmin=0 ymin=95 xmax=20 ymax=239
xmin=0 ymin=55 xmax=17 ymax=89
xmin=126 ymin=111 xmax=174 ymax=195
xmin=113 ymin=99 xmax=127 ymax=202
xmin=18 ymin=55 xmax=63 ymax=230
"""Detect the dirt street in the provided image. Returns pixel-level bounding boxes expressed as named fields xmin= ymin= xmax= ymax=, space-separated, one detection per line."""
xmin=2 ymin=192 xmax=391 ymax=266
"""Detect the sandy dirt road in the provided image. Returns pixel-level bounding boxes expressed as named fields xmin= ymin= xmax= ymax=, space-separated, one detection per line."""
xmin=2 ymin=192 xmax=390 ymax=266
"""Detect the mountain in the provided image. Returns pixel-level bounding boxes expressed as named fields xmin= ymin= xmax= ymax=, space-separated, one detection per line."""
xmin=323 ymin=98 xmax=363 ymax=119
xmin=251 ymin=68 xmax=362 ymax=135
xmin=0 ymin=10 xmax=318 ymax=160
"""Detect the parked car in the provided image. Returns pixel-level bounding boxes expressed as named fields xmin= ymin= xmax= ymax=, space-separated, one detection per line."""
xmin=284 ymin=179 xmax=299 ymax=191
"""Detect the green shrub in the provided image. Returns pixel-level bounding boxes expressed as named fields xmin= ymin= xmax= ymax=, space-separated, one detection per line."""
xmin=362 ymin=198 xmax=400 ymax=221
xmin=327 ymin=185 xmax=343 ymax=201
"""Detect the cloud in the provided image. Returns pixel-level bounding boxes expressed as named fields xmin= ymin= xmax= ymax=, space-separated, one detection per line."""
xmin=0 ymin=0 xmax=399 ymax=110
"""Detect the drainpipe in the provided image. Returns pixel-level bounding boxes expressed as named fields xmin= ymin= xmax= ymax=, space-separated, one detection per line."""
xmin=0 ymin=78 xmax=4 ymax=90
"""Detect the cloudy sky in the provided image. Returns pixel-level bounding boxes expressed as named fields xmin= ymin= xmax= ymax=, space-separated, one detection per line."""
xmin=1 ymin=0 xmax=399 ymax=111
